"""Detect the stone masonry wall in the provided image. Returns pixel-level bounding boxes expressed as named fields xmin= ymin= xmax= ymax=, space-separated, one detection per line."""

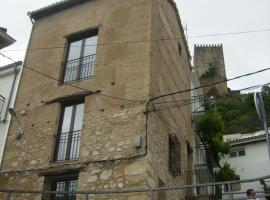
xmin=0 ymin=0 xmax=192 ymax=199
xmin=0 ymin=0 xmax=152 ymax=198
xmin=147 ymin=0 xmax=192 ymax=199
xmin=193 ymin=44 xmax=228 ymax=95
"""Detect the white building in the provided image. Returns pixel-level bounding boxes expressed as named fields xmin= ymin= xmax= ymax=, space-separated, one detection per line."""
xmin=222 ymin=130 xmax=270 ymax=199
xmin=0 ymin=62 xmax=22 ymax=166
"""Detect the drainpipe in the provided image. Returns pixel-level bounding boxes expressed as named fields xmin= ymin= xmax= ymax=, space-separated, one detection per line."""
xmin=2 ymin=63 xmax=21 ymax=123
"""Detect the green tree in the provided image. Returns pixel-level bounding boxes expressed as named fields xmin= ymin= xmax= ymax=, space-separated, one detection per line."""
xmin=214 ymin=92 xmax=267 ymax=134
xmin=196 ymin=111 xmax=230 ymax=162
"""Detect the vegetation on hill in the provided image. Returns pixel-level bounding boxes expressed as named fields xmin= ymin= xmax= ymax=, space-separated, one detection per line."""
xmin=212 ymin=86 xmax=270 ymax=134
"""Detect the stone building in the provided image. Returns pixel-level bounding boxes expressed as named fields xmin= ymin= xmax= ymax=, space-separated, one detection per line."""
xmin=0 ymin=0 xmax=192 ymax=199
xmin=193 ymin=44 xmax=228 ymax=96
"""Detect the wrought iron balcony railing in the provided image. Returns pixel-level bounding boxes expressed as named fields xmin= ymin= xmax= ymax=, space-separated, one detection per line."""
xmin=54 ymin=130 xmax=81 ymax=162
xmin=185 ymin=169 xmax=216 ymax=197
xmin=62 ymin=54 xmax=96 ymax=84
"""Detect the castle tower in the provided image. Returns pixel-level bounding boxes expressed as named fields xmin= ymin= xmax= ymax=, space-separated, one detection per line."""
xmin=193 ymin=44 xmax=228 ymax=96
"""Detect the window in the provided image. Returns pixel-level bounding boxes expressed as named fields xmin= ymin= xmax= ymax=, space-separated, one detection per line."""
xmin=43 ymin=173 xmax=78 ymax=200
xmin=229 ymin=149 xmax=245 ymax=158
xmin=169 ymin=134 xmax=181 ymax=176
xmin=54 ymin=102 xmax=85 ymax=162
xmin=229 ymin=152 xmax=237 ymax=158
xmin=62 ymin=29 xmax=98 ymax=84
xmin=0 ymin=95 xmax=4 ymax=120
xmin=178 ymin=42 xmax=182 ymax=56
xmin=238 ymin=149 xmax=245 ymax=156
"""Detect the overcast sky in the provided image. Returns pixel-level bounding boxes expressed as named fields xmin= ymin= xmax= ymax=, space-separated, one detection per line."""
xmin=0 ymin=0 xmax=270 ymax=91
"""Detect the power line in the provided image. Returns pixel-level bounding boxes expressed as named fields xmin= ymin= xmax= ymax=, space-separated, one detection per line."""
xmin=1 ymin=28 xmax=270 ymax=52
xmin=154 ymin=82 xmax=270 ymax=106
xmin=150 ymin=67 xmax=270 ymax=102
xmin=0 ymin=52 xmax=144 ymax=103
xmin=1 ymin=52 xmax=269 ymax=107
xmin=189 ymin=28 xmax=270 ymax=38
xmin=154 ymin=82 xmax=270 ymax=112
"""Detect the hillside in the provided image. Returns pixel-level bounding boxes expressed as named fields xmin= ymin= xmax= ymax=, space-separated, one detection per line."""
xmin=214 ymin=86 xmax=270 ymax=134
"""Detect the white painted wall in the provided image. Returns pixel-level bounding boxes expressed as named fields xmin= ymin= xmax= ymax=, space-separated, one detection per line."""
xmin=0 ymin=64 xmax=21 ymax=166
xmin=222 ymin=140 xmax=270 ymax=199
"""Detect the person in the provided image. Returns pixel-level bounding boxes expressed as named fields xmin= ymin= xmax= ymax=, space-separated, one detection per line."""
xmin=246 ymin=189 xmax=260 ymax=200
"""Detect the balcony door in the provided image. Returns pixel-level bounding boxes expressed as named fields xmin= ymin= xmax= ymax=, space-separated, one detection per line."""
xmin=63 ymin=30 xmax=98 ymax=83
xmin=54 ymin=103 xmax=84 ymax=161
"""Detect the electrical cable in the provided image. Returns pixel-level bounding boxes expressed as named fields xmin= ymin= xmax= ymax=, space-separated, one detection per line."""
xmin=1 ymin=28 xmax=270 ymax=52
xmin=1 ymin=52 xmax=269 ymax=110
xmin=153 ymin=82 xmax=270 ymax=112
xmin=0 ymin=52 xmax=144 ymax=103
xmin=189 ymin=28 xmax=270 ymax=38
xmin=154 ymin=82 xmax=270 ymax=106
xmin=150 ymin=67 xmax=270 ymax=102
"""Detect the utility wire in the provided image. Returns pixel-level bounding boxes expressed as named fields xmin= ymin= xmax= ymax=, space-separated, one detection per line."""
xmin=189 ymin=28 xmax=270 ymax=38
xmin=1 ymin=52 xmax=269 ymax=106
xmin=1 ymin=28 xmax=270 ymax=52
xmin=150 ymin=67 xmax=270 ymax=102
xmin=154 ymin=82 xmax=270 ymax=106
xmin=0 ymin=52 xmax=144 ymax=103
xmin=154 ymin=82 xmax=270 ymax=112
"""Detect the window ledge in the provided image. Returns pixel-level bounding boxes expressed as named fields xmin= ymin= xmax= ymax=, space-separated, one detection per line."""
xmin=58 ymin=75 xmax=95 ymax=86
xmin=38 ymin=160 xmax=86 ymax=176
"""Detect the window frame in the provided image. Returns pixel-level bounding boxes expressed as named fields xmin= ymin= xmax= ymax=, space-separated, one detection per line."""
xmin=177 ymin=42 xmax=182 ymax=56
xmin=168 ymin=134 xmax=181 ymax=177
xmin=54 ymin=99 xmax=85 ymax=162
xmin=238 ymin=149 xmax=245 ymax=157
xmin=43 ymin=173 xmax=78 ymax=200
xmin=51 ymin=174 xmax=78 ymax=200
xmin=61 ymin=29 xmax=98 ymax=84
xmin=229 ymin=152 xmax=237 ymax=158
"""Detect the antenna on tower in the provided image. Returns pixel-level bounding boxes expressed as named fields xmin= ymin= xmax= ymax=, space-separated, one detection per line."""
xmin=184 ymin=24 xmax=188 ymax=43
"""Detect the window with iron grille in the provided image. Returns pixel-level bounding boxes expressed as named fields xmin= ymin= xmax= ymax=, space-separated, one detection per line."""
xmin=62 ymin=29 xmax=98 ymax=84
xmin=0 ymin=95 xmax=4 ymax=120
xmin=169 ymin=134 xmax=181 ymax=176
xmin=54 ymin=101 xmax=84 ymax=162
xmin=43 ymin=173 xmax=78 ymax=200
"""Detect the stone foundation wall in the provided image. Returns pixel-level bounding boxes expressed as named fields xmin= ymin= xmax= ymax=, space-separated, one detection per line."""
xmin=147 ymin=0 xmax=192 ymax=199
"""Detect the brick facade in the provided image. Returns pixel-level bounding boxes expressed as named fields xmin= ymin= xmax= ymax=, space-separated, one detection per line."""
xmin=0 ymin=0 xmax=192 ymax=199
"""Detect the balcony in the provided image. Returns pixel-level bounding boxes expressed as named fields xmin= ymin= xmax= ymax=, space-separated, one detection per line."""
xmin=192 ymin=96 xmax=205 ymax=115
xmin=185 ymin=169 xmax=220 ymax=200
xmin=54 ymin=130 xmax=81 ymax=162
xmin=62 ymin=54 xmax=96 ymax=84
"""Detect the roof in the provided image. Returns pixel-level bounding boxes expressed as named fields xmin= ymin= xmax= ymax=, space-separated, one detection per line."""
xmin=224 ymin=130 xmax=269 ymax=146
xmin=30 ymin=0 xmax=92 ymax=20
xmin=0 ymin=27 xmax=16 ymax=49
xmin=0 ymin=61 xmax=22 ymax=72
